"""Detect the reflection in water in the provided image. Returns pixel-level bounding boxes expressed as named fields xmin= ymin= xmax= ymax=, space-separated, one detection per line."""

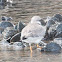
xmin=0 ymin=40 xmax=62 ymax=62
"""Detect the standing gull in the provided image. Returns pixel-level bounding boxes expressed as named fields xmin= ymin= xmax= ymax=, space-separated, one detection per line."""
xmin=21 ymin=16 xmax=46 ymax=53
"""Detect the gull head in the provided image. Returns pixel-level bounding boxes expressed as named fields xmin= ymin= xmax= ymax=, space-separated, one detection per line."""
xmin=31 ymin=16 xmax=42 ymax=25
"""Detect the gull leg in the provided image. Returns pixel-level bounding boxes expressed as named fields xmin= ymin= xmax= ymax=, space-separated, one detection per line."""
xmin=37 ymin=44 xmax=42 ymax=49
xmin=29 ymin=44 xmax=33 ymax=57
xmin=37 ymin=44 xmax=39 ymax=48
xmin=30 ymin=46 xmax=33 ymax=57
xmin=29 ymin=44 xmax=33 ymax=53
xmin=30 ymin=45 xmax=33 ymax=53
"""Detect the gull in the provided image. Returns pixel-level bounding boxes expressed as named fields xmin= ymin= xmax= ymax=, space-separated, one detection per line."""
xmin=21 ymin=16 xmax=46 ymax=53
xmin=1 ymin=16 xmax=12 ymax=21
xmin=6 ymin=0 xmax=13 ymax=7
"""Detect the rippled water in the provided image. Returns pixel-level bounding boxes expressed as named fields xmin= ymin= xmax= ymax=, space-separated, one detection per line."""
xmin=0 ymin=41 xmax=62 ymax=62
xmin=0 ymin=43 xmax=62 ymax=62
xmin=0 ymin=0 xmax=62 ymax=62
xmin=1 ymin=0 xmax=62 ymax=23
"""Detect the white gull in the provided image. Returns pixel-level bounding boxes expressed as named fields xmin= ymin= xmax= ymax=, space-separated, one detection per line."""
xmin=21 ymin=16 xmax=46 ymax=52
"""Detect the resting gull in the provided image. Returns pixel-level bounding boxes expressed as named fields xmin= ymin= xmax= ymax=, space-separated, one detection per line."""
xmin=21 ymin=16 xmax=46 ymax=53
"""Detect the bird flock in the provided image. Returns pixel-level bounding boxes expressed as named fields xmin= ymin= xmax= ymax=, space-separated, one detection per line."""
xmin=0 ymin=14 xmax=62 ymax=53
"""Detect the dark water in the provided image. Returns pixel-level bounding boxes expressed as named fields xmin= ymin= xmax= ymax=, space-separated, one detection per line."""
xmin=0 ymin=0 xmax=62 ymax=62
